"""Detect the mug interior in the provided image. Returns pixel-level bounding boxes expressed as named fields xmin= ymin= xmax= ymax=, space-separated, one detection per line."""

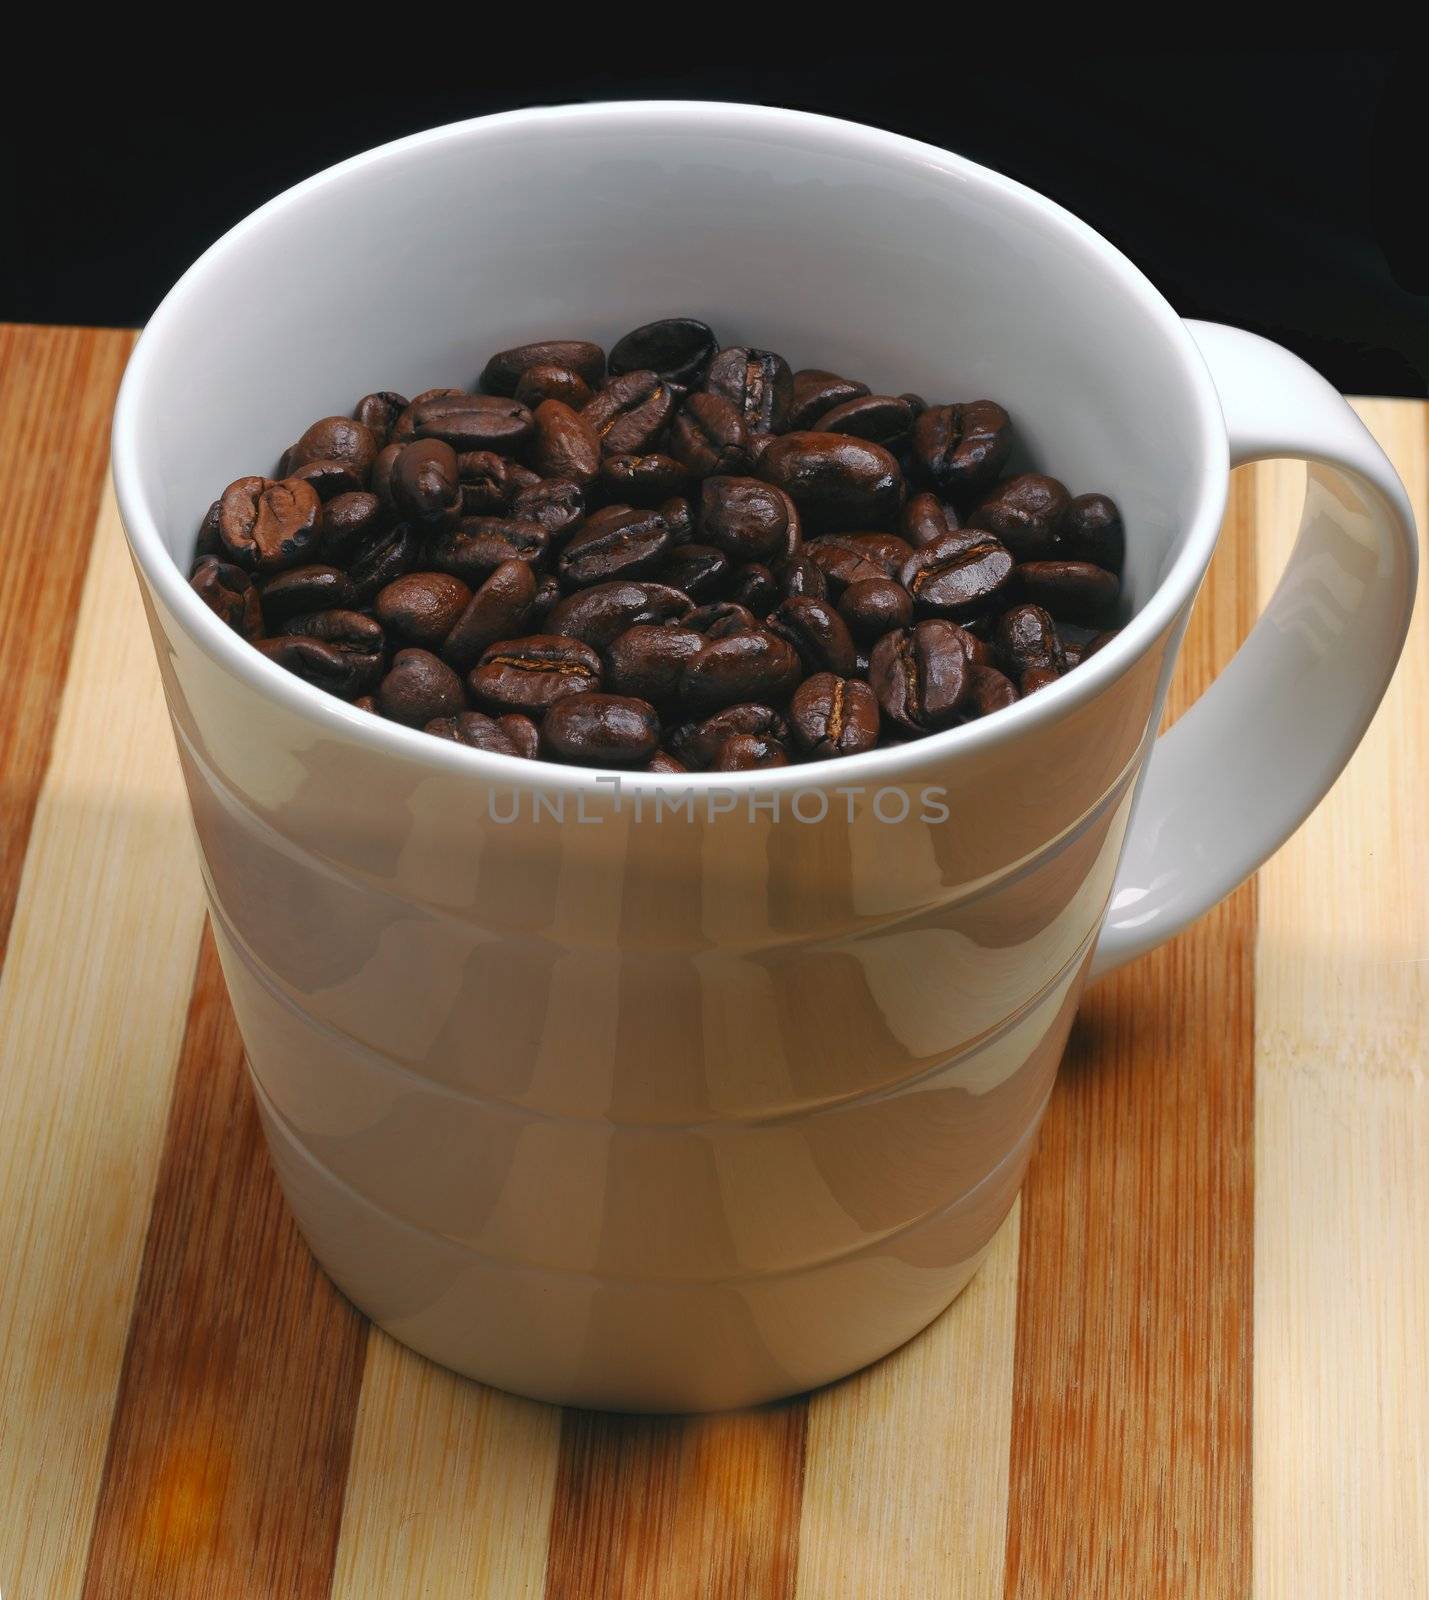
xmin=117 ymin=101 xmax=1225 ymax=760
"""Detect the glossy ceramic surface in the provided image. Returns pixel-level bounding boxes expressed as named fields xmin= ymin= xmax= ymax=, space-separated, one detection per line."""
xmin=113 ymin=103 xmax=1416 ymax=1409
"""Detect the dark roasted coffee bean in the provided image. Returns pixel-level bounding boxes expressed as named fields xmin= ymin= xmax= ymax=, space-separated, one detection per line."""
xmin=195 ymin=498 xmax=223 ymax=558
xmin=528 ymin=399 xmax=600 ymax=484
xmin=868 ymin=619 xmax=972 ymax=732
xmin=286 ymin=416 xmax=378 ymax=479
xmin=1083 ymin=628 xmax=1118 ymax=660
xmin=609 ymin=318 xmax=718 ymax=387
xmin=441 ymin=560 xmax=538 ymax=669
xmin=402 ymin=392 xmax=534 ymax=457
xmin=546 ymin=580 xmax=692 ymax=649
xmin=790 ymin=672 xmax=880 ymax=759
xmin=838 ymin=576 xmax=913 ymax=642
xmin=788 ymin=369 xmax=871 ymax=431
xmin=288 ymin=458 xmax=364 ymax=502
xmin=661 ymin=542 xmax=730 ymax=600
xmin=902 ymin=490 xmax=960 ymax=548
xmin=803 ymin=533 xmax=913 ymax=595
xmin=513 ymin=363 xmax=594 ymax=410
xmin=470 ymin=634 xmax=602 ymax=715
xmin=391 ymin=439 xmax=462 ymax=526
xmin=767 ymin=596 xmax=859 ymax=676
xmin=541 ymin=692 xmax=661 ymax=767
xmin=425 ymin=710 xmax=527 ymax=756
xmin=370 ymin=441 xmax=403 ymax=505
xmin=348 ymin=522 xmax=421 ymax=603
xmin=1059 ymin=493 xmax=1125 ymax=572
xmin=531 ymin=573 xmax=561 ymax=623
xmin=510 ymin=477 xmax=585 ymax=542
xmin=256 ymin=633 xmax=381 ymax=699
xmin=813 ymin=394 xmax=914 ymax=452
xmin=757 ymin=432 xmax=903 ymax=533
xmin=911 ymin=401 xmax=1013 ymax=499
xmin=499 ymin=714 xmax=541 ymax=758
xmin=558 ymin=506 xmax=670 ymax=587
xmin=963 ymin=664 xmax=1019 ymax=718
xmin=900 ymin=393 xmax=928 ymax=420
xmin=599 ymin=453 xmax=690 ymax=507
xmin=1020 ymin=664 xmax=1061 ymax=695
xmin=729 ymin=563 xmax=778 ymax=615
xmin=480 ymin=340 xmax=606 ymax=396
xmin=658 ymin=494 xmax=695 ymax=543
xmin=713 ymin=733 xmax=790 ymax=771
xmin=218 ymin=476 xmax=322 ymax=573
xmin=685 ymin=601 xmax=758 ymax=638
xmin=995 ymin=603 xmax=1067 ymax=678
xmin=773 ymin=552 xmax=828 ymax=602
xmin=900 ymin=529 xmax=1015 ymax=619
xmin=353 ymin=695 xmax=377 ymax=713
xmin=668 ymin=703 xmax=789 ymax=769
xmin=583 ymin=371 xmax=677 ymax=456
xmin=374 ymin=571 xmax=472 ymax=647
xmin=962 ymin=628 xmax=994 ymax=667
xmin=646 ymin=750 xmax=687 ymax=774
xmin=190 ymin=556 xmax=263 ymax=639
xmin=457 ymin=451 xmax=519 ymax=516
xmin=377 ymin=648 xmax=466 ymax=726
xmin=699 ymin=476 xmax=795 ymax=561
xmin=605 ymin=625 xmax=705 ymax=708
xmin=667 ymin=391 xmax=749 ymax=477
xmin=353 ymin=391 xmax=408 ymax=446
xmin=286 ymin=606 xmax=384 ymax=665
xmin=704 ymin=346 xmax=794 ymax=433
xmin=260 ymin=564 xmax=355 ymax=626
xmin=680 ymin=629 xmax=802 ymax=715
xmin=1016 ymin=560 xmax=1120 ymax=624
xmin=426 ymin=517 xmax=549 ymax=584
xmin=969 ymin=473 xmax=1070 ymax=561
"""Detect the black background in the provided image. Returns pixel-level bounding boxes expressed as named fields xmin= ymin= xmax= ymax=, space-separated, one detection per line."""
xmin=5 ymin=50 xmax=1424 ymax=395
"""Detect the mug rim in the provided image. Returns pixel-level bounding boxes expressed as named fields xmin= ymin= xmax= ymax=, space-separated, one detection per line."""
xmin=113 ymin=99 xmax=1230 ymax=793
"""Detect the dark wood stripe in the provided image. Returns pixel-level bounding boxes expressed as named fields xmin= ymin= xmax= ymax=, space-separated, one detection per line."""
xmin=80 ymin=926 xmax=369 ymax=1600
xmin=544 ymin=1404 xmax=807 ymax=1600
xmin=0 ymin=323 xmax=135 ymax=964
xmin=1004 ymin=470 xmax=1258 ymax=1596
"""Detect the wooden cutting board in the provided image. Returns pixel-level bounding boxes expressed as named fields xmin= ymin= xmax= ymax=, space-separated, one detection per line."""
xmin=0 ymin=323 xmax=1424 ymax=1600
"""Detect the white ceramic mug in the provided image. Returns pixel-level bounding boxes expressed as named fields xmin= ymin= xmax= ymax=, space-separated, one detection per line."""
xmin=113 ymin=103 xmax=1417 ymax=1412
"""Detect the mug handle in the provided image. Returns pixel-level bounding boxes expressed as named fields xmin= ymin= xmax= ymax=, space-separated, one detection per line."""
xmin=1091 ymin=320 xmax=1419 ymax=979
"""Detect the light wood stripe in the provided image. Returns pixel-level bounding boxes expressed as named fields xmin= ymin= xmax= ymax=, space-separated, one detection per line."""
xmin=80 ymin=928 xmax=370 ymax=1599
xmin=0 ymin=325 xmax=135 ymax=957
xmin=543 ymin=1404 xmax=807 ymax=1599
xmin=794 ymin=1203 xmax=1021 ymax=1600
xmin=0 ymin=481 xmax=208 ymax=1600
xmin=329 ymin=1334 xmax=560 ymax=1599
xmin=1004 ymin=469 xmax=1259 ymax=1595
xmin=1253 ymin=403 xmax=1429 ymax=1598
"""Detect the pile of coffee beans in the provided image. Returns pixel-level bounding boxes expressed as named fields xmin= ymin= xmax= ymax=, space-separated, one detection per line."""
xmin=190 ymin=319 xmax=1124 ymax=771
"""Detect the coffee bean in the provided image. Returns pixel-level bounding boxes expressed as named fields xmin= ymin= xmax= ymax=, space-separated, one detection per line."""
xmin=426 ymin=517 xmax=549 ymax=584
xmin=969 ymin=473 xmax=1070 ymax=561
xmin=911 ymin=401 xmax=1012 ymax=499
xmin=480 ymin=340 xmax=606 ymax=396
xmin=667 ymin=392 xmax=749 ymax=477
xmin=838 ymin=576 xmax=913 ymax=642
xmin=1020 ymin=664 xmax=1061 ymax=695
xmin=813 ymin=394 xmax=914 ymax=453
xmin=541 ymin=693 xmax=661 ymax=768
xmin=391 ymin=439 xmax=462 ymax=526
xmin=646 ymin=749 xmax=687 ymax=774
xmin=528 ymin=399 xmax=600 ymax=484
xmin=1016 ymin=560 xmax=1120 ymax=625
xmin=605 ymin=625 xmax=705 ymax=708
xmin=376 ymin=648 xmax=466 ymax=726
xmin=374 ymin=571 xmax=473 ymax=647
xmin=963 ymin=664 xmax=1019 ymax=717
xmin=257 ymin=633 xmax=382 ymax=699
xmin=510 ymin=477 xmax=586 ymax=542
xmin=370 ymin=441 xmax=403 ymax=505
xmin=704 ymin=346 xmax=794 ymax=433
xmin=685 ymin=601 xmax=757 ymax=638
xmin=286 ymin=416 xmax=378 ymax=478
xmin=900 ymin=529 xmax=1015 ymax=619
xmin=348 ymin=522 xmax=421 ymax=603
xmin=994 ymin=603 xmax=1066 ymax=678
xmin=469 ymin=634 xmax=602 ymax=715
xmin=195 ymin=499 xmax=223 ymax=558
xmin=712 ymin=733 xmax=790 ymax=771
xmin=598 ymin=453 xmax=690 ymax=507
xmin=353 ymin=391 xmax=408 ymax=445
xmin=900 ymin=393 xmax=928 ymax=420
xmin=531 ymin=573 xmax=561 ymax=624
xmin=609 ymin=318 xmax=718 ymax=387
xmin=218 ymin=476 xmax=322 ymax=573
xmin=286 ymin=607 xmax=385 ymax=677
xmin=699 ymin=476 xmax=796 ymax=561
xmin=902 ymin=490 xmax=960 ymax=548
xmin=658 ymin=494 xmax=695 ymax=543
xmin=190 ymin=555 xmax=264 ymax=639
xmin=868 ymin=619 xmax=972 ymax=731
xmin=680 ymin=629 xmax=802 ymax=715
xmin=668 ymin=703 xmax=789 ymax=769
xmin=288 ymin=458 xmax=365 ymax=502
xmin=661 ymin=543 xmax=730 ymax=600
xmin=803 ymin=533 xmax=913 ymax=594
xmin=788 ymin=369 xmax=871 ymax=431
xmin=558 ymin=506 xmax=670 ymax=587
xmin=514 ymin=363 xmax=594 ymax=410
xmin=1059 ymin=492 xmax=1125 ymax=572
xmin=583 ymin=371 xmax=677 ymax=456
xmin=773 ymin=552 xmax=828 ymax=602
xmin=441 ymin=559 xmax=538 ymax=669
xmin=260 ymin=564 xmax=355 ymax=627
xmin=790 ymin=672 xmax=880 ymax=759
xmin=767 ymin=596 xmax=859 ymax=676
xmin=729 ymin=563 xmax=778 ymax=615
xmin=425 ymin=710 xmax=530 ymax=756
xmin=546 ymin=580 xmax=692 ymax=649
xmin=757 ymin=433 xmax=903 ymax=533
xmin=402 ymin=392 xmax=535 ymax=457
xmin=457 ymin=451 xmax=520 ymax=516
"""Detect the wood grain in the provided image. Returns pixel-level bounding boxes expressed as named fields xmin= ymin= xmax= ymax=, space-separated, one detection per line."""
xmin=1004 ymin=468 xmax=1259 ymax=1597
xmin=0 ymin=324 xmax=135 ymax=960
xmin=543 ymin=1404 xmax=807 ymax=1600
xmin=0 ymin=482 xmax=208 ymax=1600
xmin=794 ymin=1204 xmax=1022 ymax=1600
xmin=1253 ymin=404 xmax=1429 ymax=1599
xmin=79 ymin=927 xmax=370 ymax=1600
